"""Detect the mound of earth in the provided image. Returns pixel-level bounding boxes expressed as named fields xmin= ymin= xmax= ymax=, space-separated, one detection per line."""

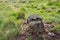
xmin=11 ymin=14 xmax=60 ymax=40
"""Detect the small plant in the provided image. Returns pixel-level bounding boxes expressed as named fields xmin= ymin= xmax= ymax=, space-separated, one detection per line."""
xmin=28 ymin=36 xmax=33 ymax=40
xmin=52 ymin=25 xmax=60 ymax=32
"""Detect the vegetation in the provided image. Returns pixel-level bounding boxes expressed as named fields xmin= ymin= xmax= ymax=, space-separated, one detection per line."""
xmin=0 ymin=0 xmax=60 ymax=40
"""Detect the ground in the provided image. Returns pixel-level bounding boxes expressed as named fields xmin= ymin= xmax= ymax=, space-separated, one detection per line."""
xmin=0 ymin=0 xmax=60 ymax=40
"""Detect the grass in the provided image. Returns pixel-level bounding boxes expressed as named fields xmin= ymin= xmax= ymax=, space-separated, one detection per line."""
xmin=0 ymin=0 xmax=60 ymax=40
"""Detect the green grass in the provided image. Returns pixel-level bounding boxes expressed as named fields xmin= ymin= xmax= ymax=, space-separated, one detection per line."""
xmin=0 ymin=0 xmax=60 ymax=40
